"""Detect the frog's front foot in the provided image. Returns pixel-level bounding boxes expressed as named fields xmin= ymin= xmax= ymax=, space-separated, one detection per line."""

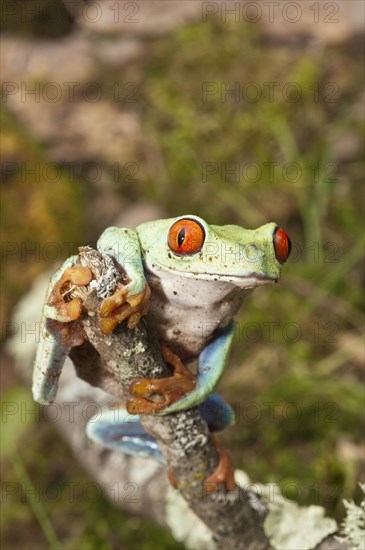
xmin=204 ymin=434 xmax=236 ymax=493
xmin=99 ymin=284 xmax=151 ymax=334
xmin=126 ymin=343 xmax=196 ymax=414
xmin=48 ymin=266 xmax=93 ymax=322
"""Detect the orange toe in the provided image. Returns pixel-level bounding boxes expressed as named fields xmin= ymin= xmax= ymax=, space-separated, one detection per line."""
xmin=204 ymin=434 xmax=236 ymax=493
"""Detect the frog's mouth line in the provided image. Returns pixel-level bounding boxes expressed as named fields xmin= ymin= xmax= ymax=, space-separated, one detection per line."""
xmin=146 ymin=265 xmax=278 ymax=289
xmin=190 ymin=272 xmax=278 ymax=289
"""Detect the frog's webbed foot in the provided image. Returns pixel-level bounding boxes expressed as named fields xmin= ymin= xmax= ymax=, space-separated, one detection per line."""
xmin=166 ymin=433 xmax=236 ymax=493
xmin=99 ymin=283 xmax=151 ymax=334
xmin=48 ymin=266 xmax=93 ymax=322
xmin=204 ymin=434 xmax=236 ymax=493
xmin=126 ymin=343 xmax=196 ymax=414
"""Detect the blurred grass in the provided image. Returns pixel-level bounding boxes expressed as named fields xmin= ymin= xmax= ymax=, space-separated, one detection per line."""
xmin=1 ymin=13 xmax=364 ymax=549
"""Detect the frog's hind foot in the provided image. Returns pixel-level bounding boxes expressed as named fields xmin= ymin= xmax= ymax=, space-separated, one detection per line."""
xmin=166 ymin=434 xmax=236 ymax=493
xmin=99 ymin=284 xmax=151 ymax=334
xmin=204 ymin=434 xmax=236 ymax=493
xmin=126 ymin=343 xmax=196 ymax=414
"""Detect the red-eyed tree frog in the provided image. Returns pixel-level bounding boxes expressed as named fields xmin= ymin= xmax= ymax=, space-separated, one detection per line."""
xmin=33 ymin=215 xmax=291 ymax=491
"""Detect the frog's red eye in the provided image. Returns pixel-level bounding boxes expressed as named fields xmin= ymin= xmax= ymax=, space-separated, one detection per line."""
xmin=274 ymin=227 xmax=291 ymax=264
xmin=168 ymin=219 xmax=205 ymax=255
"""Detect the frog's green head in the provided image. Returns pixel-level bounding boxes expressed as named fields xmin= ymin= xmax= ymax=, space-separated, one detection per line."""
xmin=136 ymin=215 xmax=291 ymax=289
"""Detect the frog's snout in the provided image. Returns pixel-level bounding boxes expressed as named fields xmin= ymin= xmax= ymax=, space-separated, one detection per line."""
xmin=273 ymin=227 xmax=291 ymax=264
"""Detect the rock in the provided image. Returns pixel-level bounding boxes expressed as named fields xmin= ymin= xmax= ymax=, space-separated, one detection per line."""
xmin=1 ymin=32 xmax=95 ymax=84
xmin=95 ymin=38 xmax=146 ymax=68
xmin=3 ymin=91 xmax=141 ymax=164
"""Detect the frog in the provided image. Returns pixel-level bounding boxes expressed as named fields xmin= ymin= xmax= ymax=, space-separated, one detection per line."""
xmin=32 ymin=215 xmax=291 ymax=491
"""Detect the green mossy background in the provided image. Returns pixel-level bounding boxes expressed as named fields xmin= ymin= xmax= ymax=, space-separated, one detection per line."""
xmin=1 ymin=5 xmax=364 ymax=549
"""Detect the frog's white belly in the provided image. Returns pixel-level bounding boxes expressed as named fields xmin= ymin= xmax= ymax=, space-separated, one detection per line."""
xmin=145 ymin=270 xmax=245 ymax=360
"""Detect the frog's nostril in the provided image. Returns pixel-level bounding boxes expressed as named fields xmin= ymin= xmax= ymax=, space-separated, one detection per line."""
xmin=273 ymin=227 xmax=291 ymax=264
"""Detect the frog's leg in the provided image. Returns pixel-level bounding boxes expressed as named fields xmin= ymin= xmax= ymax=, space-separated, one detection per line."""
xmin=166 ymin=323 xmax=237 ymax=493
xmin=127 ymin=322 xmax=235 ymax=415
xmin=86 ymin=394 xmax=232 ymax=455
xmin=96 ymin=227 xmax=150 ymax=334
xmin=86 ymin=394 xmax=233 ymax=457
xmin=126 ymin=323 xmax=237 ymax=492
xmin=162 ymin=322 xmax=236 ymax=413
xmin=32 ymin=257 xmax=92 ymax=404
xmin=126 ymin=342 xmax=197 ymax=414
xmin=86 ymin=409 xmax=165 ymax=463
xmin=86 ymin=394 xmax=235 ymax=491
xmin=198 ymin=393 xmax=235 ymax=432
